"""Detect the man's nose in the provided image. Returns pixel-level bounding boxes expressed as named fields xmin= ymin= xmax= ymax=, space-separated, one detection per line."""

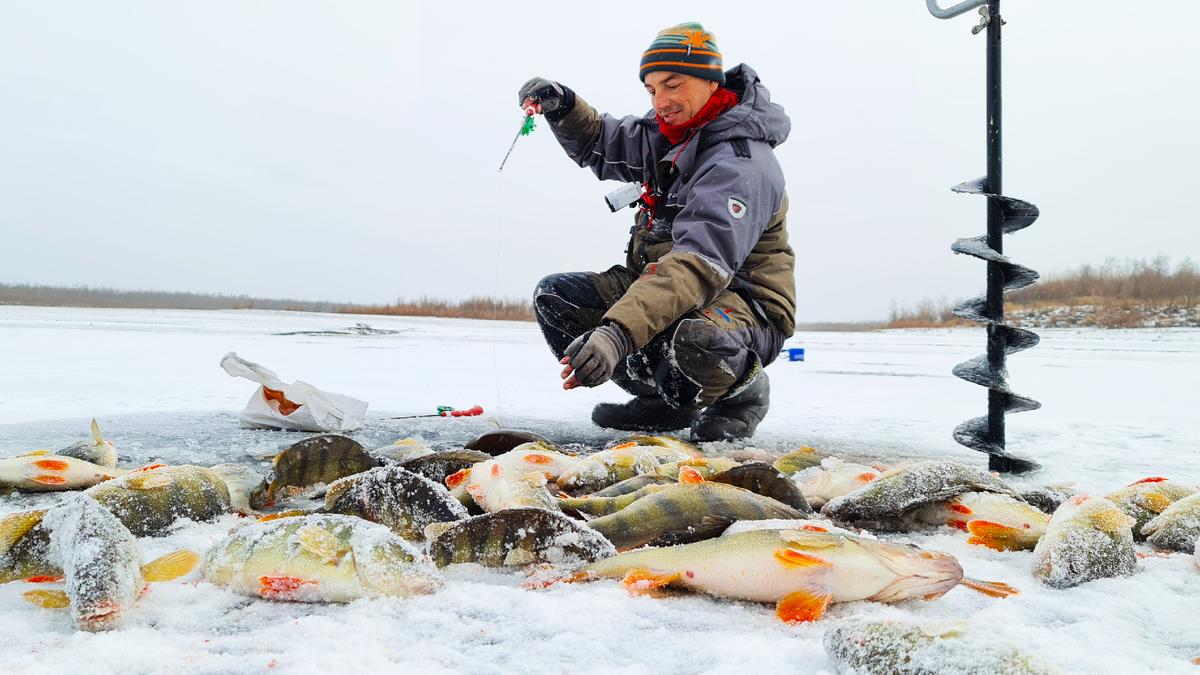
xmin=652 ymin=91 xmax=669 ymax=111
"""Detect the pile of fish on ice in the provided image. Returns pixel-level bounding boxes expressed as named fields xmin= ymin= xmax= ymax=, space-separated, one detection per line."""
xmin=4 ymin=420 xmax=1200 ymax=674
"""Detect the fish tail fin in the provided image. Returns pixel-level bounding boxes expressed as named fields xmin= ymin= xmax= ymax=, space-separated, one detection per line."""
xmin=1 ymin=510 xmax=47 ymax=554
xmin=91 ymin=419 xmax=104 ymax=445
xmin=521 ymin=570 xmax=591 ymax=590
xmin=960 ymin=577 xmax=1020 ymax=598
xmin=966 ymin=520 xmax=1027 ymax=551
xmin=142 ymin=550 xmax=201 ymax=582
xmin=23 ymin=589 xmax=70 ymax=608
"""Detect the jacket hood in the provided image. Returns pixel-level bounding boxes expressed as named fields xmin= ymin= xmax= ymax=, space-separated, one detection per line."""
xmin=642 ymin=63 xmax=790 ymax=150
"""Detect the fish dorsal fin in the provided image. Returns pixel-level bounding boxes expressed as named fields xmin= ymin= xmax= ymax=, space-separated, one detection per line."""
xmin=127 ymin=474 xmax=173 ymax=490
xmin=775 ymin=588 xmax=833 ymax=623
xmin=16 ymin=450 xmax=52 ymax=457
xmin=1044 ymin=481 xmax=1076 ymax=489
xmin=1090 ymin=508 xmax=1136 ymax=534
xmin=1 ymin=510 xmax=47 ymax=554
xmin=142 ymin=550 xmax=200 ymax=582
xmin=23 ymin=589 xmax=70 ymax=609
xmin=488 ymin=418 xmax=501 ymax=429
xmin=779 ymin=529 xmax=844 ymax=550
xmin=296 ymin=524 xmax=343 ymax=563
xmin=91 ymin=419 xmax=104 ymax=446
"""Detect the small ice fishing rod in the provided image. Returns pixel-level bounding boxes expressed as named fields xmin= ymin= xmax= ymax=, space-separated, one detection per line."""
xmin=498 ymin=106 xmax=537 ymax=172
xmin=388 ymin=405 xmax=484 ymax=420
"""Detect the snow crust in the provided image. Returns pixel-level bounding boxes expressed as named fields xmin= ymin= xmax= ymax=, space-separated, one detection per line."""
xmin=1 ymin=308 xmax=1199 ymax=673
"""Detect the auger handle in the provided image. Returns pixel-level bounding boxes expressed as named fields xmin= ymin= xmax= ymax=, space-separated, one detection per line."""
xmin=926 ymin=0 xmax=986 ymax=19
xmin=442 ymin=405 xmax=483 ymax=417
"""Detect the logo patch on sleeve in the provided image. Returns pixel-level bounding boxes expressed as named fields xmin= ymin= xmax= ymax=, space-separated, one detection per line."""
xmin=727 ymin=197 xmax=747 ymax=220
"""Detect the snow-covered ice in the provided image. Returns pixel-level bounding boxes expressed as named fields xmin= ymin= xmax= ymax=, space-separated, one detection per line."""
xmin=1 ymin=306 xmax=1198 ymax=674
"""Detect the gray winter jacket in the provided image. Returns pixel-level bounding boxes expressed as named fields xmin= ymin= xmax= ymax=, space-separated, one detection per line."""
xmin=548 ymin=63 xmax=795 ymax=350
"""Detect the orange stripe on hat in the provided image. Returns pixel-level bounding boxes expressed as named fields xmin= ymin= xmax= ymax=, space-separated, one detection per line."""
xmin=642 ymin=48 xmax=722 ymax=59
xmin=640 ymin=61 xmax=725 ymax=71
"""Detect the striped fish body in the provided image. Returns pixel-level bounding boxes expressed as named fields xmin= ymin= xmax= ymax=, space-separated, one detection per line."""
xmin=583 ymin=529 xmax=963 ymax=622
xmin=823 ymin=460 xmax=1019 ymax=524
xmin=654 ymin=457 xmax=741 ymax=480
xmin=615 ymin=435 xmax=703 ymax=459
xmin=1105 ymin=478 xmax=1197 ymax=539
xmin=200 ymin=514 xmax=443 ymax=603
xmin=85 ymin=465 xmax=231 ymax=536
xmin=708 ymin=462 xmax=812 ymax=514
xmin=556 ymin=445 xmax=659 ymax=493
xmin=559 ymin=484 xmax=669 ymax=517
xmin=913 ymin=492 xmax=1049 ymax=551
xmin=400 ymin=449 xmax=490 ymax=487
xmin=267 ymin=435 xmax=378 ymax=505
xmin=824 ymin=620 xmax=1065 ymax=675
xmin=0 ymin=510 xmax=56 ymax=584
xmin=1142 ymin=491 xmax=1200 ymax=552
xmin=591 ymin=474 xmax=677 ymax=497
xmin=208 ymin=463 xmax=269 ymax=515
xmin=324 ymin=464 xmax=468 ymax=540
xmin=773 ymin=447 xmax=834 ymax=475
xmin=0 ymin=454 xmax=126 ymax=492
xmin=428 ymin=508 xmax=615 ymax=568
xmin=586 ymin=482 xmax=804 ymax=551
xmin=1031 ymin=494 xmax=1139 ymax=588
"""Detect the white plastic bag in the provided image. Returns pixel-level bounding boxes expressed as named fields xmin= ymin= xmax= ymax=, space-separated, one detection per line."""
xmin=219 ymin=352 xmax=368 ymax=432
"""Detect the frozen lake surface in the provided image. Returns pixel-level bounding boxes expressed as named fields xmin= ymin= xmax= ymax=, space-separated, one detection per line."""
xmin=1 ymin=306 xmax=1197 ymax=674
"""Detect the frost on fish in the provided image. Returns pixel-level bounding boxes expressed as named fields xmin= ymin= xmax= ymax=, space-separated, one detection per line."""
xmin=57 ymin=420 xmax=118 ymax=469
xmin=200 ymin=514 xmax=443 ymax=603
xmin=824 ymin=619 xmax=1065 ymax=675
xmin=86 ymin=465 xmax=231 ymax=536
xmin=556 ymin=445 xmax=659 ymax=493
xmin=492 ymin=442 xmax=581 ymax=481
xmin=1031 ymin=494 xmax=1140 ymax=588
xmin=427 ymin=508 xmax=615 ymax=568
xmin=399 ymin=449 xmax=490 ymax=487
xmin=208 ymin=463 xmax=269 ymax=514
xmin=1105 ymin=478 xmax=1197 ymax=540
xmin=822 ymin=460 xmax=1019 ymax=526
xmin=1141 ymin=491 xmax=1200 ymax=552
xmin=463 ymin=460 xmax=559 ymax=513
xmin=720 ymin=518 xmax=861 ymax=538
xmin=0 ymin=509 xmax=57 ymax=584
xmin=370 ymin=438 xmax=435 ymax=464
xmin=324 ymin=464 xmax=469 ymax=541
xmin=43 ymin=494 xmax=143 ymax=632
xmin=1020 ymin=483 xmax=1080 ymax=515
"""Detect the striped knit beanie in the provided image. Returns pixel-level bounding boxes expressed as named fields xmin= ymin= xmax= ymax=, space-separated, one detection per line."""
xmin=639 ymin=23 xmax=725 ymax=87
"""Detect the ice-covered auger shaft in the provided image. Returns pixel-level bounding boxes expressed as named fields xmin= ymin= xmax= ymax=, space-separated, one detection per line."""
xmin=930 ymin=0 xmax=1041 ymax=473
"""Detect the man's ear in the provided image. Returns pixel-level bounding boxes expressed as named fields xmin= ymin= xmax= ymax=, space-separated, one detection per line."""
xmin=708 ymin=80 xmax=719 ymax=94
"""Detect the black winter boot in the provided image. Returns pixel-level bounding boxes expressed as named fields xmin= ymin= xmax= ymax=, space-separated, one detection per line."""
xmin=690 ymin=370 xmax=770 ymax=442
xmin=592 ymin=396 xmax=702 ymax=432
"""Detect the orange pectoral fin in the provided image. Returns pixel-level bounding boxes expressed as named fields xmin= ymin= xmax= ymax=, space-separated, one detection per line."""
xmin=30 ymin=475 xmax=69 ymax=486
xmin=775 ymin=589 xmax=833 ymax=623
xmin=1090 ymin=508 xmax=1136 ymax=534
xmin=800 ymin=525 xmax=829 ymax=533
xmin=949 ymin=504 xmax=973 ymax=515
xmin=774 ymin=548 xmax=834 ymax=571
xmin=524 ymin=453 xmax=555 ymax=465
xmin=678 ymin=466 xmax=705 ymax=484
xmin=857 ymin=472 xmax=879 ymax=483
xmin=259 ymin=575 xmax=317 ymax=599
xmin=445 ymin=469 xmax=470 ymax=488
xmin=25 ymin=575 xmax=63 ymax=583
xmin=947 ymin=520 xmax=969 ymax=531
xmin=966 ymin=520 xmax=1028 ymax=551
xmin=1139 ymin=493 xmax=1173 ymax=514
xmin=620 ymin=569 xmax=680 ymax=592
xmin=32 ymin=460 xmax=70 ymax=471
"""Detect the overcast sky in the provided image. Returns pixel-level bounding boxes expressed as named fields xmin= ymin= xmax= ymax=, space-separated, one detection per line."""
xmin=1 ymin=1 xmax=1196 ymax=322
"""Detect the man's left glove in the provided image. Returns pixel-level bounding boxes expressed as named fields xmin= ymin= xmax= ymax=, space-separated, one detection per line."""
xmin=564 ymin=322 xmax=632 ymax=387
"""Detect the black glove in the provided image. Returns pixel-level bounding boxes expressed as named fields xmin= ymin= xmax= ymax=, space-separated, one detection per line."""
xmin=517 ymin=78 xmax=576 ymax=122
xmin=564 ymin=323 xmax=632 ymax=387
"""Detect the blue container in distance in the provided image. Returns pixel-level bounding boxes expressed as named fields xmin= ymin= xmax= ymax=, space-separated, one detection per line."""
xmin=782 ymin=348 xmax=805 ymax=362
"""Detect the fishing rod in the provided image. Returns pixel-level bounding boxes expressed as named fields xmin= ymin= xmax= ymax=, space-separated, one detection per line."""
xmin=388 ymin=405 xmax=484 ymax=420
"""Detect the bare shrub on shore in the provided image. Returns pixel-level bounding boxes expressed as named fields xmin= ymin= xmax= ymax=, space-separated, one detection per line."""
xmin=337 ymin=296 xmax=535 ymax=322
xmin=886 ymin=257 xmax=1200 ymax=329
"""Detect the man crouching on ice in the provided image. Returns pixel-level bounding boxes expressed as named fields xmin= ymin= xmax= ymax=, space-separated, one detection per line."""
xmin=520 ymin=23 xmax=795 ymax=442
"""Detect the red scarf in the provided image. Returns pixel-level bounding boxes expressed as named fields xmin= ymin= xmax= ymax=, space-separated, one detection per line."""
xmin=657 ymin=87 xmax=739 ymax=145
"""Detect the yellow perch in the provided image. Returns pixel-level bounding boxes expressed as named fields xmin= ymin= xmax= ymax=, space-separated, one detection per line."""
xmin=578 ymin=528 xmax=979 ymax=623
xmin=0 ymin=453 xmax=126 ymax=492
xmin=914 ymin=492 xmax=1049 ymax=551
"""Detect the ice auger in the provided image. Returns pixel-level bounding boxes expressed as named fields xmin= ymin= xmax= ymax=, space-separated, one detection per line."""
xmin=927 ymin=0 xmax=1040 ymax=473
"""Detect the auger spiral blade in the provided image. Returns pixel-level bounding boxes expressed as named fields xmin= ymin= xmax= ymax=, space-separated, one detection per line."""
xmin=950 ymin=177 xmax=1041 ymax=474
